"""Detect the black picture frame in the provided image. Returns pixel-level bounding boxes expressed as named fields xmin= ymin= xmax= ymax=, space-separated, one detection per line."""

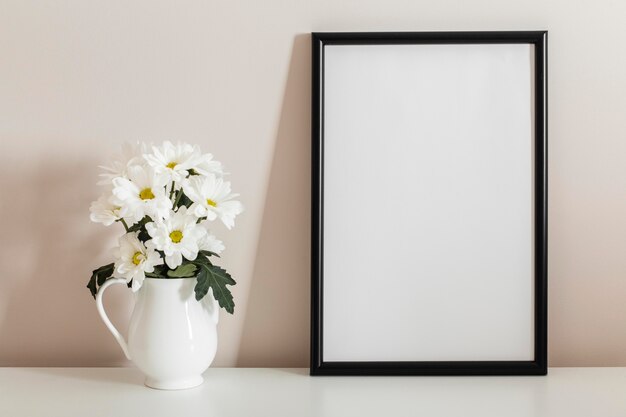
xmin=311 ymin=31 xmax=548 ymax=376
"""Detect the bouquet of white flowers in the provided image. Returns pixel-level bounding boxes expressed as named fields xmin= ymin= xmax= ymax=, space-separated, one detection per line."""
xmin=87 ymin=141 xmax=243 ymax=313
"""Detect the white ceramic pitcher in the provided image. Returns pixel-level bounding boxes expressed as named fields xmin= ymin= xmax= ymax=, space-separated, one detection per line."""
xmin=96 ymin=277 xmax=219 ymax=390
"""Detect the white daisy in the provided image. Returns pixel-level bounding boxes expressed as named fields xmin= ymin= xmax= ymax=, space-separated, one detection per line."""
xmin=111 ymin=165 xmax=172 ymax=224
xmin=113 ymin=232 xmax=163 ymax=291
xmin=98 ymin=142 xmax=147 ymax=186
xmin=197 ymin=223 xmax=225 ymax=254
xmin=145 ymin=206 xmax=207 ymax=269
xmin=182 ymin=174 xmax=244 ymax=229
xmin=89 ymin=194 xmax=123 ymax=226
xmin=190 ymin=151 xmax=224 ymax=177
xmin=144 ymin=141 xmax=199 ymax=184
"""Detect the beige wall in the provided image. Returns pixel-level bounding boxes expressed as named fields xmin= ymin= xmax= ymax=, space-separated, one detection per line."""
xmin=0 ymin=0 xmax=624 ymax=367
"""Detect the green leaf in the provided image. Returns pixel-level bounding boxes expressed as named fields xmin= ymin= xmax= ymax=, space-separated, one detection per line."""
xmin=137 ymin=229 xmax=151 ymax=242
xmin=194 ymin=252 xmax=213 ymax=266
xmin=167 ymin=263 xmax=197 ymax=278
xmin=126 ymin=216 xmax=153 ymax=242
xmin=194 ymin=263 xmax=236 ymax=314
xmin=86 ymin=277 xmax=97 ymax=297
xmin=199 ymin=250 xmax=221 ymax=258
xmin=87 ymin=263 xmax=115 ymax=299
xmin=127 ymin=216 xmax=151 ymax=233
xmin=146 ymin=264 xmax=167 ymax=278
xmin=176 ymin=192 xmax=193 ymax=209
xmin=193 ymin=250 xmax=213 ymax=265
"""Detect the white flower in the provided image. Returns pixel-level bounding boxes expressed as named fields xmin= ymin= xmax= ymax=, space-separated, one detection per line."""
xmin=197 ymin=223 xmax=225 ymax=254
xmin=111 ymin=165 xmax=172 ymax=224
xmin=98 ymin=142 xmax=147 ymax=185
xmin=144 ymin=141 xmax=200 ymax=184
xmin=113 ymin=232 xmax=163 ymax=291
xmin=145 ymin=206 xmax=207 ymax=269
xmin=190 ymin=152 xmax=223 ymax=177
xmin=183 ymin=174 xmax=243 ymax=229
xmin=89 ymin=194 xmax=123 ymax=226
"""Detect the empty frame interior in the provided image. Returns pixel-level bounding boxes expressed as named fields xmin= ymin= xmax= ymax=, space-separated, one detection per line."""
xmin=321 ymin=42 xmax=536 ymax=363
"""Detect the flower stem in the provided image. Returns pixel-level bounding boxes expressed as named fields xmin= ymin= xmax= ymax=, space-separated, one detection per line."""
xmin=169 ymin=182 xmax=176 ymax=201
xmin=120 ymin=218 xmax=129 ymax=232
xmin=173 ymin=189 xmax=184 ymax=208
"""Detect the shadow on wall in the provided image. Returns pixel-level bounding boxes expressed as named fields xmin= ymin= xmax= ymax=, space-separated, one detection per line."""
xmin=0 ymin=157 xmax=133 ymax=366
xmin=236 ymin=34 xmax=311 ymax=367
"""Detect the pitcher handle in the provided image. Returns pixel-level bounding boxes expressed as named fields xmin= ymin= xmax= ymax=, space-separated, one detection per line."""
xmin=96 ymin=278 xmax=131 ymax=360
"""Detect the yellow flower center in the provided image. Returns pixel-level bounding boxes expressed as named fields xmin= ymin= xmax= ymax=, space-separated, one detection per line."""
xmin=167 ymin=162 xmax=178 ymax=169
xmin=131 ymin=252 xmax=143 ymax=266
xmin=139 ymin=188 xmax=155 ymax=200
xmin=206 ymin=198 xmax=217 ymax=207
xmin=169 ymin=230 xmax=183 ymax=243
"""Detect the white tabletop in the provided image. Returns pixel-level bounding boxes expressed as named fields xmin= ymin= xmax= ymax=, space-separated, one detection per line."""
xmin=0 ymin=367 xmax=624 ymax=417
